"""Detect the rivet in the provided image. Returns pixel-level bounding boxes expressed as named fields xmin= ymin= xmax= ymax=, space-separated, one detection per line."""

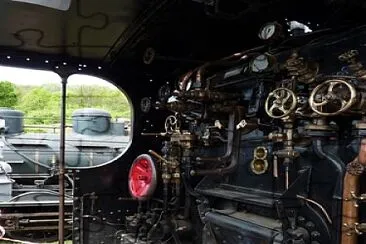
xmin=6 ymin=56 xmax=11 ymax=59
xmin=55 ymin=66 xmax=59 ymax=69
xmin=83 ymin=64 xmax=87 ymax=68
xmin=45 ymin=60 xmax=49 ymax=63
xmin=26 ymin=58 xmax=30 ymax=61
xmin=79 ymin=64 xmax=82 ymax=67
xmin=117 ymin=210 xmax=121 ymax=213
xmin=149 ymin=79 xmax=153 ymax=82
xmin=110 ymin=212 xmax=114 ymax=215
xmin=97 ymin=210 xmax=102 ymax=213
xmin=102 ymin=217 xmax=106 ymax=221
xmin=117 ymin=218 xmax=121 ymax=221
xmin=78 ymin=68 xmax=82 ymax=71
xmin=92 ymin=218 xmax=96 ymax=221
xmin=98 ymin=66 xmax=102 ymax=70
xmin=63 ymin=62 xmax=67 ymax=65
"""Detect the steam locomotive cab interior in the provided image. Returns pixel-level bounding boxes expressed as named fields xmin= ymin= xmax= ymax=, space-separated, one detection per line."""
xmin=2 ymin=0 xmax=366 ymax=244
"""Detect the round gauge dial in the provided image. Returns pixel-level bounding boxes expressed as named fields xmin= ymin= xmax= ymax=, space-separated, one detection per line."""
xmin=140 ymin=97 xmax=151 ymax=113
xmin=251 ymin=54 xmax=270 ymax=73
xmin=158 ymin=85 xmax=171 ymax=102
xmin=259 ymin=23 xmax=276 ymax=40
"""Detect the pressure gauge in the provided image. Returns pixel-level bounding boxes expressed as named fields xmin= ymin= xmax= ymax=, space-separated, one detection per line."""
xmin=251 ymin=54 xmax=270 ymax=73
xmin=158 ymin=85 xmax=171 ymax=102
xmin=258 ymin=22 xmax=283 ymax=41
xmin=140 ymin=97 xmax=151 ymax=113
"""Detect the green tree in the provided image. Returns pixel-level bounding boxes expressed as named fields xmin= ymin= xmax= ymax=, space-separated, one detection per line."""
xmin=19 ymin=87 xmax=52 ymax=111
xmin=0 ymin=81 xmax=18 ymax=107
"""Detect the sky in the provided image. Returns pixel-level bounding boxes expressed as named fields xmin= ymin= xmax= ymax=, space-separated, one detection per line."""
xmin=0 ymin=65 xmax=118 ymax=89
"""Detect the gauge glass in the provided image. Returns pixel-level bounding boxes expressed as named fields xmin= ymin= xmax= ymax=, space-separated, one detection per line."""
xmin=259 ymin=23 xmax=276 ymax=40
xmin=251 ymin=54 xmax=270 ymax=73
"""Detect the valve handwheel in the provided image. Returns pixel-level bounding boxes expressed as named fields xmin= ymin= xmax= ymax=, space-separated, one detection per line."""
xmin=309 ymin=79 xmax=357 ymax=116
xmin=265 ymin=88 xmax=297 ymax=119
xmin=164 ymin=115 xmax=179 ymax=133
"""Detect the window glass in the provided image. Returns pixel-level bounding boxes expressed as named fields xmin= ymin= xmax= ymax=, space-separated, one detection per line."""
xmin=0 ymin=67 xmax=131 ymax=172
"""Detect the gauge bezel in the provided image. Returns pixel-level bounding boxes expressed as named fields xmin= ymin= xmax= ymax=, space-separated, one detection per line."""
xmin=258 ymin=22 xmax=283 ymax=41
xmin=140 ymin=97 xmax=152 ymax=113
xmin=250 ymin=54 xmax=270 ymax=73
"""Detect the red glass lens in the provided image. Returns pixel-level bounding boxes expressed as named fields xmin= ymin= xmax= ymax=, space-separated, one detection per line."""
xmin=128 ymin=154 xmax=156 ymax=200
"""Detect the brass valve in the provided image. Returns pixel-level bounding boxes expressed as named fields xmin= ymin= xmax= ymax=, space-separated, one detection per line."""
xmin=343 ymin=222 xmax=366 ymax=236
xmin=268 ymin=132 xmax=287 ymax=142
xmin=345 ymin=191 xmax=366 ymax=208
xmin=284 ymin=51 xmax=319 ymax=84
xmin=339 ymin=50 xmax=366 ymax=79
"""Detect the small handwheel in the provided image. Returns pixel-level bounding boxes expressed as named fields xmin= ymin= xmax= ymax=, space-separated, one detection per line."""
xmin=265 ymin=88 xmax=297 ymax=119
xmin=309 ymin=79 xmax=357 ymax=116
xmin=164 ymin=115 xmax=179 ymax=133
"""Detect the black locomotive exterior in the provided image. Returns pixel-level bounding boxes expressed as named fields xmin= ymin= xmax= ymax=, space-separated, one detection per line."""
xmin=0 ymin=107 xmax=129 ymax=241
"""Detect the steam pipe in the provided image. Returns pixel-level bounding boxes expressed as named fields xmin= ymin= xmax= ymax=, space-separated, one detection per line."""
xmin=341 ymin=138 xmax=366 ymax=244
xmin=313 ymin=139 xmax=344 ymax=198
xmin=195 ymin=113 xmax=235 ymax=163
xmin=192 ymin=113 xmax=240 ymax=176
xmin=58 ymin=77 xmax=67 ymax=244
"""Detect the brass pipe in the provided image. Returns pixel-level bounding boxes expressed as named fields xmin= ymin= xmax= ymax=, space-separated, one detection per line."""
xmin=58 ymin=77 xmax=67 ymax=244
xmin=342 ymin=138 xmax=366 ymax=244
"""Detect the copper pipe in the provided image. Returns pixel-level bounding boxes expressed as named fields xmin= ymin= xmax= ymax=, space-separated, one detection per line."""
xmin=342 ymin=138 xmax=366 ymax=244
xmin=177 ymin=46 xmax=266 ymax=89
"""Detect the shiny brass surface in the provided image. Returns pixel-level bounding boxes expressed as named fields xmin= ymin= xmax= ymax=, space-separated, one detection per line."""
xmin=265 ymin=88 xmax=297 ymax=119
xmin=309 ymin=79 xmax=357 ymax=116
xmin=250 ymin=146 xmax=269 ymax=175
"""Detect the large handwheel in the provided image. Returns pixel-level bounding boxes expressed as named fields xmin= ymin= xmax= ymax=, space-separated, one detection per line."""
xmin=265 ymin=88 xmax=297 ymax=119
xmin=309 ymin=79 xmax=357 ymax=116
